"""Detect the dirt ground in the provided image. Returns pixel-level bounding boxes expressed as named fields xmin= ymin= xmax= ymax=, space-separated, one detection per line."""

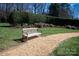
xmin=0 ymin=32 xmax=79 ymax=56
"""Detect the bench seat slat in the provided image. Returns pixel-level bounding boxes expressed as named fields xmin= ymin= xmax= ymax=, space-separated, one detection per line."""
xmin=23 ymin=33 xmax=41 ymax=37
xmin=28 ymin=33 xmax=41 ymax=37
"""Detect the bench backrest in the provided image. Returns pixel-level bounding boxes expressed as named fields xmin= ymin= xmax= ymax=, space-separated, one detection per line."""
xmin=23 ymin=28 xmax=38 ymax=34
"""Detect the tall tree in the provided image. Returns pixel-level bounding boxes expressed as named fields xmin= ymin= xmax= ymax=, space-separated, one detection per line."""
xmin=6 ymin=3 xmax=14 ymax=12
xmin=37 ymin=3 xmax=49 ymax=14
xmin=59 ymin=3 xmax=72 ymax=19
xmin=49 ymin=3 xmax=60 ymax=17
xmin=49 ymin=3 xmax=73 ymax=19
xmin=32 ymin=3 xmax=39 ymax=14
xmin=31 ymin=3 xmax=44 ymax=14
xmin=15 ymin=3 xmax=23 ymax=11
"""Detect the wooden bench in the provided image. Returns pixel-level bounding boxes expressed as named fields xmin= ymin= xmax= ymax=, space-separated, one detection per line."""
xmin=22 ymin=28 xmax=41 ymax=42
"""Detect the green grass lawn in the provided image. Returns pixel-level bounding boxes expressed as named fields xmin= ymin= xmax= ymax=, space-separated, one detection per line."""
xmin=0 ymin=23 xmax=22 ymax=51
xmin=0 ymin=23 xmax=79 ymax=51
xmin=38 ymin=27 xmax=79 ymax=36
xmin=49 ymin=36 xmax=79 ymax=56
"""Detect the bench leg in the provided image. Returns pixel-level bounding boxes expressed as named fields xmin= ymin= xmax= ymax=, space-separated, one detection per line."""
xmin=21 ymin=35 xmax=28 ymax=42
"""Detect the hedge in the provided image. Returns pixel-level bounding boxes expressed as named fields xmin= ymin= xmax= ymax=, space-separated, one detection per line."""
xmin=48 ymin=17 xmax=79 ymax=26
xmin=26 ymin=13 xmax=79 ymax=27
xmin=7 ymin=11 xmax=79 ymax=27
xmin=27 ymin=13 xmax=48 ymax=24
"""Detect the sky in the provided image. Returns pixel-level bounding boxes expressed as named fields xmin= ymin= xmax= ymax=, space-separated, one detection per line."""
xmin=70 ymin=3 xmax=79 ymax=19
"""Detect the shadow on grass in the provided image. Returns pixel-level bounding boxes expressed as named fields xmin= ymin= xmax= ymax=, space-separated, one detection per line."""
xmin=28 ymin=36 xmax=38 ymax=40
xmin=0 ymin=48 xmax=5 ymax=52
xmin=14 ymin=38 xmax=23 ymax=43
xmin=0 ymin=26 xmax=12 ymax=27
xmin=0 ymin=37 xmax=2 ymax=39
xmin=14 ymin=36 xmax=39 ymax=42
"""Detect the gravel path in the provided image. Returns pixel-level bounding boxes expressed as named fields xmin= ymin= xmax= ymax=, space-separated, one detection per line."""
xmin=0 ymin=32 xmax=79 ymax=56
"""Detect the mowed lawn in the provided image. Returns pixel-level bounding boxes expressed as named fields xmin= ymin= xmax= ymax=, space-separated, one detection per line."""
xmin=0 ymin=23 xmax=79 ymax=51
xmin=38 ymin=27 xmax=79 ymax=36
xmin=0 ymin=23 xmax=22 ymax=51
xmin=49 ymin=36 xmax=79 ymax=56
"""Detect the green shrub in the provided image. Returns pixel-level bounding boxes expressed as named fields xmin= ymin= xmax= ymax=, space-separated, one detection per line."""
xmin=0 ymin=11 xmax=8 ymax=23
xmin=8 ymin=11 xmax=28 ymax=26
xmin=28 ymin=13 xmax=48 ymax=24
